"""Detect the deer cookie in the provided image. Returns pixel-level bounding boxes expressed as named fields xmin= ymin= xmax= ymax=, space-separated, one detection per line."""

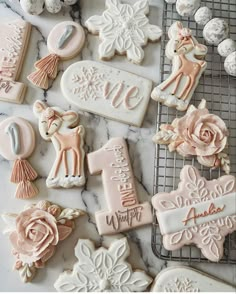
xmin=0 ymin=117 xmax=38 ymax=199
xmin=0 ymin=19 xmax=31 ymax=104
xmin=33 ymin=100 xmax=86 ymax=188
xmin=28 ymin=21 xmax=85 ymax=90
xmin=151 ymin=21 xmax=207 ymax=111
xmin=152 ymin=165 xmax=236 ymax=262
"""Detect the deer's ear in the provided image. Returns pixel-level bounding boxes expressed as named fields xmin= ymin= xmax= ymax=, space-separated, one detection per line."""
xmin=195 ymin=44 xmax=208 ymax=55
xmin=62 ymin=111 xmax=79 ymax=125
xmin=168 ymin=21 xmax=183 ymax=39
xmin=33 ymin=100 xmax=47 ymax=117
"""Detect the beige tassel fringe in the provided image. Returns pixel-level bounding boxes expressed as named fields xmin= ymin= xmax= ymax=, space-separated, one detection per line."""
xmin=11 ymin=159 xmax=38 ymax=183
xmin=15 ymin=181 xmax=38 ymax=199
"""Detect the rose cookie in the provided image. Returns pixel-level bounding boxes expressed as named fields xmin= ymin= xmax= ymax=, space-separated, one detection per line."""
xmin=152 ymin=165 xmax=236 ymax=262
xmin=151 ymin=22 xmax=207 ymax=111
xmin=0 ymin=19 xmax=31 ymax=104
xmin=153 ymin=99 xmax=230 ymax=174
xmin=54 ymin=238 xmax=152 ymax=292
xmin=151 ymin=266 xmax=236 ymax=292
xmin=28 ymin=21 xmax=85 ymax=89
xmin=61 ymin=60 xmax=153 ymax=127
xmin=0 ymin=117 xmax=38 ymax=199
xmin=2 ymin=200 xmax=85 ymax=283
xmin=87 ymin=137 xmax=152 ymax=235
xmin=85 ymin=0 xmax=162 ymax=64
xmin=33 ymin=100 xmax=86 ymax=188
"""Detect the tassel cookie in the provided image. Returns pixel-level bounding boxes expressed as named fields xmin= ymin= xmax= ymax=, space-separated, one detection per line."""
xmin=0 ymin=117 xmax=38 ymax=199
xmin=28 ymin=21 xmax=85 ymax=90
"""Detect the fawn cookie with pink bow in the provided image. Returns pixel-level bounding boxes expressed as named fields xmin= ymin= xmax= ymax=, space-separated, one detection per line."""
xmin=0 ymin=19 xmax=31 ymax=104
xmin=0 ymin=116 xmax=38 ymax=199
xmin=2 ymin=200 xmax=85 ymax=283
xmin=151 ymin=21 xmax=207 ymax=111
xmin=152 ymin=165 xmax=236 ymax=262
xmin=87 ymin=137 xmax=152 ymax=235
xmin=153 ymin=99 xmax=230 ymax=174
xmin=85 ymin=0 xmax=162 ymax=64
xmin=33 ymin=100 xmax=86 ymax=188
xmin=54 ymin=238 xmax=152 ymax=292
xmin=28 ymin=21 xmax=85 ymax=90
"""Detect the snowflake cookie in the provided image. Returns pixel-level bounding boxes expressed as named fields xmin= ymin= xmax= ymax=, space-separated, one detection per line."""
xmin=85 ymin=0 xmax=162 ymax=64
xmin=2 ymin=200 xmax=85 ymax=282
xmin=152 ymin=165 xmax=236 ymax=262
xmin=54 ymin=238 xmax=152 ymax=292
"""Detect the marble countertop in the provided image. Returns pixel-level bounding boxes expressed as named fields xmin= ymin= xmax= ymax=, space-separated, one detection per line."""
xmin=0 ymin=0 xmax=235 ymax=292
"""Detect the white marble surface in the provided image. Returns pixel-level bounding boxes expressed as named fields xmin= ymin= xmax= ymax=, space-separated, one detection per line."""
xmin=0 ymin=0 xmax=235 ymax=292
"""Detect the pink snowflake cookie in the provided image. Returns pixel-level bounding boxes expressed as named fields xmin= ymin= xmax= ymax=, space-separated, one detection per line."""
xmin=152 ymin=165 xmax=236 ymax=262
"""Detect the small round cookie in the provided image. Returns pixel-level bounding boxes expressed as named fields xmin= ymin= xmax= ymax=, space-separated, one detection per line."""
xmin=165 ymin=0 xmax=177 ymax=3
xmin=203 ymin=18 xmax=229 ymax=45
xmin=45 ymin=0 xmax=62 ymax=14
xmin=20 ymin=0 xmax=45 ymax=15
xmin=194 ymin=6 xmax=212 ymax=26
xmin=224 ymin=51 xmax=236 ymax=77
xmin=176 ymin=0 xmax=201 ymax=16
xmin=218 ymin=38 xmax=236 ymax=57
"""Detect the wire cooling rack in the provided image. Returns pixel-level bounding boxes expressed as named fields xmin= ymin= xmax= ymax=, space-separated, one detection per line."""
xmin=152 ymin=0 xmax=236 ymax=263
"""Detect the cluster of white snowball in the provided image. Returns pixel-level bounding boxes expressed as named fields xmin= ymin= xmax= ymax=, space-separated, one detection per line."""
xmin=19 ymin=0 xmax=77 ymax=15
xmin=165 ymin=0 xmax=236 ymax=77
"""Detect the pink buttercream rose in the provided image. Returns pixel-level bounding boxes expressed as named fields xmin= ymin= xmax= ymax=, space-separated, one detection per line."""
xmin=9 ymin=208 xmax=59 ymax=265
xmin=175 ymin=108 xmax=228 ymax=162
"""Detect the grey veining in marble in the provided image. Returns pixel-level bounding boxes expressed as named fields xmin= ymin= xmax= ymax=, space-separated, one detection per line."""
xmin=0 ymin=0 xmax=235 ymax=292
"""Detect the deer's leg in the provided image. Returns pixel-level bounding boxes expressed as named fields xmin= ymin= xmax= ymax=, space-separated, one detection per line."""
xmin=161 ymin=70 xmax=181 ymax=91
xmin=72 ymin=149 xmax=77 ymax=177
xmin=183 ymin=76 xmax=195 ymax=100
xmin=172 ymin=72 xmax=183 ymax=95
xmin=62 ymin=150 xmax=69 ymax=177
xmin=53 ymin=150 xmax=64 ymax=178
xmin=178 ymin=75 xmax=191 ymax=99
xmin=74 ymin=148 xmax=82 ymax=176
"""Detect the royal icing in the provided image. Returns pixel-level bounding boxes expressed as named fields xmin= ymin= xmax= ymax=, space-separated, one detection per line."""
xmin=0 ymin=19 xmax=31 ymax=104
xmin=87 ymin=138 xmax=152 ymax=235
xmin=28 ymin=21 xmax=85 ymax=89
xmin=0 ymin=117 xmax=38 ymax=199
xmin=54 ymin=238 xmax=152 ymax=292
xmin=2 ymin=200 xmax=85 ymax=283
xmin=153 ymin=99 xmax=230 ymax=174
xmin=33 ymin=100 xmax=86 ymax=188
xmin=85 ymin=0 xmax=162 ymax=64
xmin=151 ymin=21 xmax=207 ymax=111
xmin=61 ymin=61 xmax=152 ymax=127
xmin=151 ymin=266 xmax=236 ymax=292
xmin=152 ymin=165 xmax=236 ymax=262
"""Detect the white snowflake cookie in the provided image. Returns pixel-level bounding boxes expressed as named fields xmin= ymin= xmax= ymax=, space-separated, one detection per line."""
xmin=54 ymin=238 xmax=152 ymax=292
xmin=85 ymin=0 xmax=162 ymax=64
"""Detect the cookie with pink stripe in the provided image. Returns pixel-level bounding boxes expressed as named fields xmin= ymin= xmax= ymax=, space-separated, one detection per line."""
xmin=152 ymin=165 xmax=236 ymax=262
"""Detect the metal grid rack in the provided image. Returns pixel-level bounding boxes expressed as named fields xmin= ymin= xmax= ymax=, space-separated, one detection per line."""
xmin=152 ymin=0 xmax=236 ymax=263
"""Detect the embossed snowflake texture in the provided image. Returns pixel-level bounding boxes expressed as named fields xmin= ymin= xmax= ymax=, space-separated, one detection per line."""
xmin=85 ymin=0 xmax=162 ymax=64
xmin=54 ymin=238 xmax=152 ymax=292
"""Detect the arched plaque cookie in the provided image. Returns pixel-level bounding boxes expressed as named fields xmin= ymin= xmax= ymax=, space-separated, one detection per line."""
xmin=0 ymin=117 xmax=38 ymax=199
xmin=87 ymin=137 xmax=152 ymax=235
xmin=152 ymin=165 xmax=236 ymax=262
xmin=61 ymin=61 xmax=152 ymax=127
xmin=28 ymin=21 xmax=85 ymax=89
xmin=0 ymin=19 xmax=31 ymax=104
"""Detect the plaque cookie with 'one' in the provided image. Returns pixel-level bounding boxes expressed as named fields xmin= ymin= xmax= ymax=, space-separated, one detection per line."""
xmin=0 ymin=19 xmax=31 ymax=104
xmin=61 ymin=61 xmax=152 ymax=127
xmin=152 ymin=165 xmax=236 ymax=262
xmin=87 ymin=137 xmax=152 ymax=235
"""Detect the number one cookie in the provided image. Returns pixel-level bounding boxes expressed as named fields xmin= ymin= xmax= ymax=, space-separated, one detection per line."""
xmin=87 ymin=137 xmax=152 ymax=235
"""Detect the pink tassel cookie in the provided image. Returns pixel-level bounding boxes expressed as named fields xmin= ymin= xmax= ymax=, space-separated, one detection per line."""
xmin=0 ymin=19 xmax=31 ymax=104
xmin=28 ymin=21 xmax=85 ymax=90
xmin=0 ymin=117 xmax=38 ymax=199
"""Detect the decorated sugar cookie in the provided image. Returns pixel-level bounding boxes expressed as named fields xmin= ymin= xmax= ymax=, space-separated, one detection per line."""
xmin=61 ymin=60 xmax=153 ymax=127
xmin=33 ymin=100 xmax=86 ymax=188
xmin=151 ymin=266 xmax=236 ymax=292
xmin=0 ymin=117 xmax=38 ymax=199
xmin=151 ymin=21 xmax=207 ymax=111
xmin=0 ymin=19 xmax=31 ymax=104
xmin=28 ymin=21 xmax=85 ymax=89
xmin=153 ymin=99 xmax=230 ymax=174
xmin=85 ymin=0 xmax=162 ymax=64
xmin=152 ymin=165 xmax=236 ymax=262
xmin=2 ymin=200 xmax=85 ymax=283
xmin=54 ymin=238 xmax=152 ymax=292
xmin=87 ymin=137 xmax=152 ymax=235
